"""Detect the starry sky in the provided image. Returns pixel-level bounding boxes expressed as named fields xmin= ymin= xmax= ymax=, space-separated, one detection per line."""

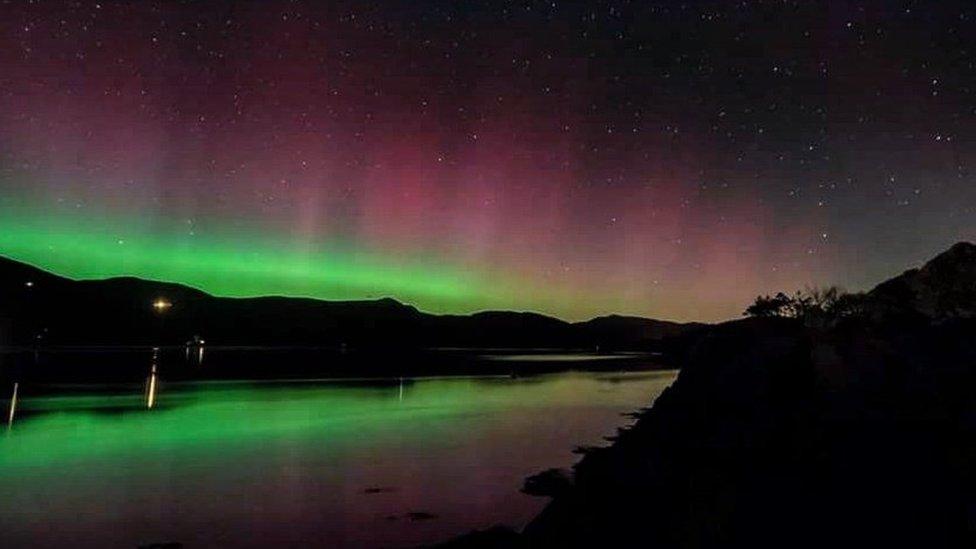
xmin=2 ymin=1 xmax=976 ymax=322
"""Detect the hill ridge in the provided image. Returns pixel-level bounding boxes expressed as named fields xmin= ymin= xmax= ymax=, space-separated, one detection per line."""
xmin=0 ymin=254 xmax=696 ymax=348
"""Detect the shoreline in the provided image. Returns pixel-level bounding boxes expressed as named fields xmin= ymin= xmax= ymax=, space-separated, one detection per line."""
xmin=0 ymin=346 xmax=675 ymax=386
xmin=444 ymin=313 xmax=976 ymax=547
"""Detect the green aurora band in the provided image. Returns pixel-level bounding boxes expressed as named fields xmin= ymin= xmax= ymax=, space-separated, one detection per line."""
xmin=0 ymin=200 xmax=599 ymax=316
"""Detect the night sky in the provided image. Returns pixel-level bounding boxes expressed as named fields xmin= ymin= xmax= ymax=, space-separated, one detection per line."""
xmin=2 ymin=1 xmax=976 ymax=322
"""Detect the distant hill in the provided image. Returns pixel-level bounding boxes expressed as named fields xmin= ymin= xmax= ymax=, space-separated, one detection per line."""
xmin=0 ymin=256 xmax=699 ymax=349
xmin=574 ymin=315 xmax=708 ymax=349
xmin=869 ymin=241 xmax=976 ymax=318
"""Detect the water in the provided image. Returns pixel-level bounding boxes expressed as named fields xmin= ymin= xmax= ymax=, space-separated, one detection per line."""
xmin=0 ymin=369 xmax=676 ymax=548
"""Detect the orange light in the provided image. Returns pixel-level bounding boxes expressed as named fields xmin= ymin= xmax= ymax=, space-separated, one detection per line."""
xmin=152 ymin=298 xmax=172 ymax=312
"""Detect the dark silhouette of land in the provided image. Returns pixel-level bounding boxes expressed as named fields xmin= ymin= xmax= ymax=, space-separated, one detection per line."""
xmin=11 ymin=243 xmax=976 ymax=548
xmin=0 ymin=255 xmax=698 ymax=349
xmin=442 ymin=242 xmax=976 ymax=548
xmin=0 ymin=255 xmax=701 ymax=380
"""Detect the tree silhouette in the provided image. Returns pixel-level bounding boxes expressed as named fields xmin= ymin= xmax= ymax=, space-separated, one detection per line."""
xmin=745 ymin=286 xmax=864 ymax=322
xmin=744 ymin=293 xmax=794 ymax=317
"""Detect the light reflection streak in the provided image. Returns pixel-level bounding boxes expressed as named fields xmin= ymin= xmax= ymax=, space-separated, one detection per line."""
xmin=7 ymin=382 xmax=18 ymax=430
xmin=146 ymin=348 xmax=159 ymax=409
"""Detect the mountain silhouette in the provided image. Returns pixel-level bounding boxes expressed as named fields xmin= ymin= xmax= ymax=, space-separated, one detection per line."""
xmin=869 ymin=241 xmax=976 ymax=318
xmin=0 ymin=255 xmax=696 ymax=350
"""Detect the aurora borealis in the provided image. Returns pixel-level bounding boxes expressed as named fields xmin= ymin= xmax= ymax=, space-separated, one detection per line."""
xmin=3 ymin=2 xmax=976 ymax=321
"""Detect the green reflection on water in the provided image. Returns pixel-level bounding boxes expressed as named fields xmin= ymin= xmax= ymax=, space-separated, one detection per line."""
xmin=0 ymin=372 xmax=675 ymax=473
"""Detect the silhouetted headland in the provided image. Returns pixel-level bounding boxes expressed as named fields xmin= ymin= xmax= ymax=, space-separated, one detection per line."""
xmin=442 ymin=242 xmax=976 ymax=548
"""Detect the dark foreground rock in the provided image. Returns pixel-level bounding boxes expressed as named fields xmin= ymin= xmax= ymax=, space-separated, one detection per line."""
xmin=435 ymin=243 xmax=976 ymax=548
xmin=544 ymin=312 xmax=976 ymax=549
xmin=518 ymin=315 xmax=976 ymax=548
xmin=446 ymin=316 xmax=976 ymax=547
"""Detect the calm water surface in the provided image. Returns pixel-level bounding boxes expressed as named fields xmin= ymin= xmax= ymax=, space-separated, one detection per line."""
xmin=0 ymin=369 xmax=676 ymax=548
